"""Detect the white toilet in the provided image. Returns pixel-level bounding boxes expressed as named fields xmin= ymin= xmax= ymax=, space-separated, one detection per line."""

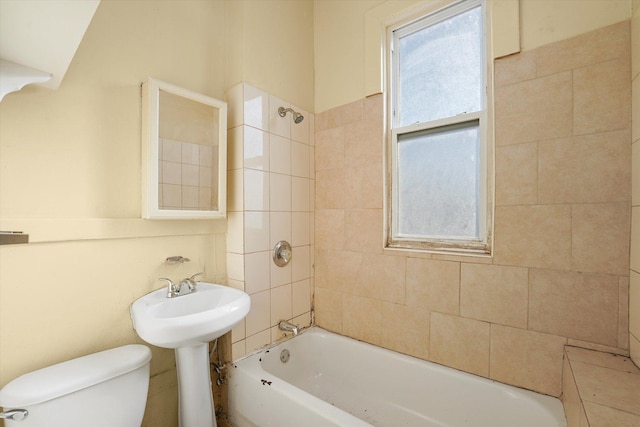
xmin=0 ymin=344 xmax=151 ymax=427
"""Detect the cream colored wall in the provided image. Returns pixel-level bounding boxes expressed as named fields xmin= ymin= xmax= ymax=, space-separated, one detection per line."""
xmin=520 ymin=0 xmax=631 ymax=51
xmin=630 ymin=0 xmax=640 ymax=367
xmin=314 ymin=0 xmax=632 ymax=113
xmin=314 ymin=0 xmax=384 ymax=115
xmin=227 ymin=0 xmax=314 ymax=113
xmin=0 ymin=1 xmax=228 ymax=426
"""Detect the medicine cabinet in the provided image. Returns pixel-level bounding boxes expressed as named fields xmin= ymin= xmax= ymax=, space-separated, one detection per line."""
xmin=142 ymin=77 xmax=227 ymax=219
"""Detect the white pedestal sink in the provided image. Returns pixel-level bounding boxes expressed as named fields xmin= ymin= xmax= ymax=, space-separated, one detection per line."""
xmin=131 ymin=282 xmax=250 ymax=427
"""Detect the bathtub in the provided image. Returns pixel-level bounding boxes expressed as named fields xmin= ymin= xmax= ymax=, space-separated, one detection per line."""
xmin=228 ymin=327 xmax=566 ymax=427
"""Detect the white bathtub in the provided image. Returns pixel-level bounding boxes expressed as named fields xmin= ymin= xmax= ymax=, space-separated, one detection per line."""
xmin=228 ymin=327 xmax=566 ymax=427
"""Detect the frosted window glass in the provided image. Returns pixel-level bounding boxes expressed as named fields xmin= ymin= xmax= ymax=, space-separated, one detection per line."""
xmin=397 ymin=122 xmax=479 ymax=239
xmin=397 ymin=6 xmax=482 ymax=127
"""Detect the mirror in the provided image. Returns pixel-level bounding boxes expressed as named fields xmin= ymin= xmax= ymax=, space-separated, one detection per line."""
xmin=142 ymin=78 xmax=227 ymax=219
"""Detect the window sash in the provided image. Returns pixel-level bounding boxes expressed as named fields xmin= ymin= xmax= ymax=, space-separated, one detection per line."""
xmin=395 ymin=119 xmax=481 ymax=240
xmin=390 ymin=112 xmax=488 ymax=249
xmin=392 ymin=0 xmax=483 ymax=128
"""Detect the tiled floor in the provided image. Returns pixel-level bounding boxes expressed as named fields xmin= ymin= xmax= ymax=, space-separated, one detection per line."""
xmin=562 ymin=346 xmax=640 ymax=426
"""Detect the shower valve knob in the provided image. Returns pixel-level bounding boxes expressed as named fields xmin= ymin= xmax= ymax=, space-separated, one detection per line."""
xmin=273 ymin=240 xmax=292 ymax=267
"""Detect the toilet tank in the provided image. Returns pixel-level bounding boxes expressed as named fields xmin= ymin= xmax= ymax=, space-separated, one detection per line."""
xmin=0 ymin=345 xmax=151 ymax=427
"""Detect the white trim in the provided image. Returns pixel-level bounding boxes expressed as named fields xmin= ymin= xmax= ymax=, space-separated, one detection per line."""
xmin=392 ymin=0 xmax=481 ymax=37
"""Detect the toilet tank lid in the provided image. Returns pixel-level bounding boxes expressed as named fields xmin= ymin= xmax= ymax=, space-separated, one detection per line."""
xmin=0 ymin=344 xmax=151 ymax=408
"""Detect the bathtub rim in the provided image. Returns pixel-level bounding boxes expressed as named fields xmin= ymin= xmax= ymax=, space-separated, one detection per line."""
xmin=230 ymin=326 xmax=567 ymax=423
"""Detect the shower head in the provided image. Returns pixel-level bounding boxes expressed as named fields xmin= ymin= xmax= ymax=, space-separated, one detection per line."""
xmin=278 ymin=107 xmax=304 ymax=124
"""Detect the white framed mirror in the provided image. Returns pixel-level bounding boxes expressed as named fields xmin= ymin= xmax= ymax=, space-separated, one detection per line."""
xmin=141 ymin=78 xmax=227 ymax=219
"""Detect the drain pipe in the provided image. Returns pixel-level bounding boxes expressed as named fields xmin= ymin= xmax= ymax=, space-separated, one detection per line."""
xmin=210 ymin=338 xmax=227 ymax=386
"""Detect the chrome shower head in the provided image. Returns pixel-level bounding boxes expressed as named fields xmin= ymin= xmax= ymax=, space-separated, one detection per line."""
xmin=278 ymin=107 xmax=304 ymax=124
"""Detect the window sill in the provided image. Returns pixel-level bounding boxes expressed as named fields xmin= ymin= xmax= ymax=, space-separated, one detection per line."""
xmin=383 ymin=242 xmax=492 ymax=259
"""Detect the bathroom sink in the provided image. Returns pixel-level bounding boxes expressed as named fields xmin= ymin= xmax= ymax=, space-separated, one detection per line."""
xmin=131 ymin=282 xmax=250 ymax=349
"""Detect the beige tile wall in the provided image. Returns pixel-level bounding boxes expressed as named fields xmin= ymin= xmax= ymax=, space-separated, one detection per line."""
xmin=314 ymin=21 xmax=632 ymax=397
xmin=630 ymin=0 xmax=640 ymax=369
xmin=226 ymin=83 xmax=315 ymax=360
xmin=562 ymin=346 xmax=640 ymax=426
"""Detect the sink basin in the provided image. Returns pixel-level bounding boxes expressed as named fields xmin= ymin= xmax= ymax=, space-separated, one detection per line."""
xmin=131 ymin=282 xmax=250 ymax=349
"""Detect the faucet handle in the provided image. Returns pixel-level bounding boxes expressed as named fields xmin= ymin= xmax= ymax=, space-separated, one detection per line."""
xmin=179 ymin=273 xmax=202 ymax=293
xmin=159 ymin=278 xmax=178 ymax=298
xmin=159 ymin=277 xmax=175 ymax=287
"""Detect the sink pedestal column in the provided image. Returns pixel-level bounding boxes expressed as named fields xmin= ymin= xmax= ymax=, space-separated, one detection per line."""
xmin=175 ymin=344 xmax=216 ymax=427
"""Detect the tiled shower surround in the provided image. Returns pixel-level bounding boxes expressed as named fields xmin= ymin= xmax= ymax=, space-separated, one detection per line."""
xmin=226 ymin=83 xmax=315 ymax=359
xmin=314 ymin=21 xmax=632 ymax=397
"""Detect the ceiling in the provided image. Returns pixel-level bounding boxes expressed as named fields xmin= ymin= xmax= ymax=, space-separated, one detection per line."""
xmin=0 ymin=0 xmax=100 ymax=93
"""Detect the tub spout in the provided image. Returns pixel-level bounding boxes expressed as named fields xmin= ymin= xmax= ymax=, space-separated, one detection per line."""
xmin=278 ymin=320 xmax=298 ymax=336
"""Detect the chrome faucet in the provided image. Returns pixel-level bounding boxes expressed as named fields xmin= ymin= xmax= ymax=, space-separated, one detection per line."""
xmin=278 ymin=319 xmax=299 ymax=336
xmin=159 ymin=273 xmax=203 ymax=298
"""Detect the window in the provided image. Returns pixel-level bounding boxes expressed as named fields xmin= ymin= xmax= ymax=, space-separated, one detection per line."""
xmin=386 ymin=0 xmax=492 ymax=255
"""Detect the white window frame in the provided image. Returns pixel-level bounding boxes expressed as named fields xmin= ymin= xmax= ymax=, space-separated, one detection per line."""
xmin=384 ymin=0 xmax=493 ymax=256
